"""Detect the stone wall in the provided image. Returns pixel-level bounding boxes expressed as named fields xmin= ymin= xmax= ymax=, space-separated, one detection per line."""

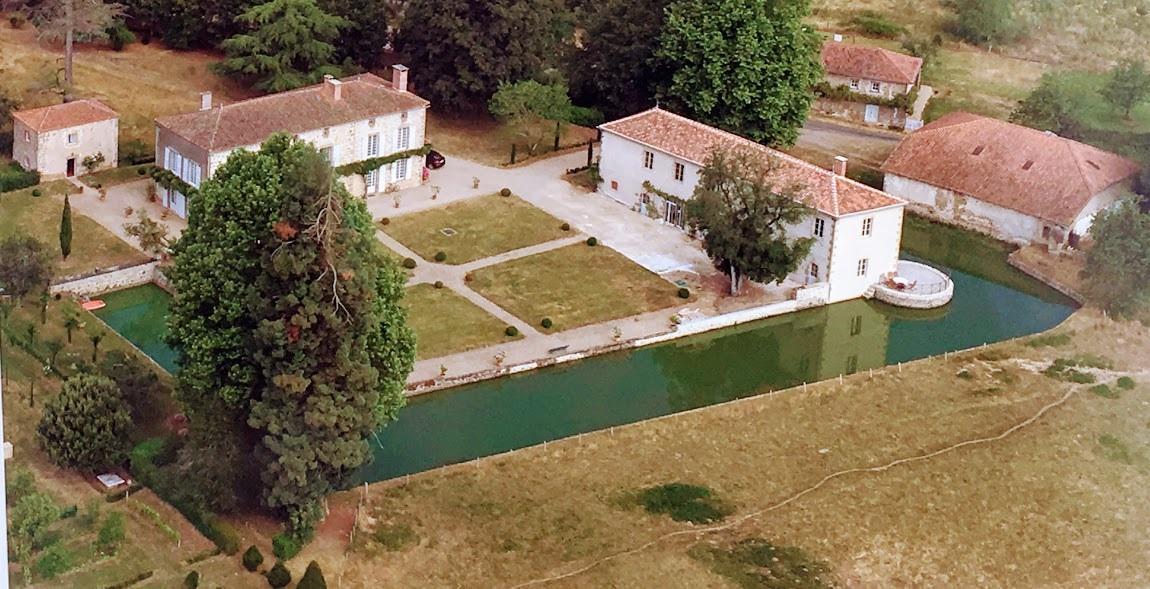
xmin=50 ymin=261 xmax=160 ymax=296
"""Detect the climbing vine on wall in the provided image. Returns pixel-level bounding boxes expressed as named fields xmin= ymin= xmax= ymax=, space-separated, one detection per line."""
xmin=334 ymin=145 xmax=432 ymax=177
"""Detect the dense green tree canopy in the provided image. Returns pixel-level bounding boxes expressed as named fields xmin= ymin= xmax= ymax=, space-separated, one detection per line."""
xmin=395 ymin=0 xmax=571 ymax=112
xmin=0 ymin=235 xmax=53 ymax=300
xmin=121 ymin=0 xmax=250 ymax=49
xmin=687 ymin=149 xmax=815 ymax=295
xmin=37 ymin=374 xmax=132 ymax=470
xmin=489 ymin=80 xmax=575 ymax=154
xmin=1083 ymin=197 xmax=1150 ymax=317
xmin=656 ymin=0 xmax=822 ymax=146
xmin=567 ymin=0 xmax=669 ymax=120
xmin=317 ymin=0 xmax=390 ymax=69
xmin=167 ymin=134 xmax=414 ymax=533
xmin=1010 ymin=73 xmax=1085 ymax=138
xmin=216 ymin=0 xmax=347 ymax=92
xmin=949 ymin=0 xmax=1020 ymax=46
xmin=1101 ymin=59 xmax=1150 ymax=119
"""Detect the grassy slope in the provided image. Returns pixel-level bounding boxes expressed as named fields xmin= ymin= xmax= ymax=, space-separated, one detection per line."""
xmin=308 ymin=310 xmax=1150 ymax=587
xmin=469 ymin=243 xmax=682 ymax=332
xmin=405 ymin=283 xmax=520 ymax=360
xmin=382 ymin=194 xmax=571 ymax=264
xmin=0 ymin=186 xmax=149 ymax=278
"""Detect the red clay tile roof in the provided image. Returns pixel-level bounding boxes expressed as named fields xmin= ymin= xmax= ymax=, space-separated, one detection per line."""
xmin=821 ymin=42 xmax=923 ymax=86
xmin=880 ymin=112 xmax=1141 ymax=226
xmin=12 ymin=99 xmax=117 ymax=133
xmin=155 ymin=73 xmax=429 ymax=152
xmin=599 ymin=108 xmax=905 ymax=217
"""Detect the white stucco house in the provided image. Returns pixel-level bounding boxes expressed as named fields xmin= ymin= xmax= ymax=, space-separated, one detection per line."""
xmin=153 ymin=65 xmax=429 ymax=218
xmin=598 ymin=108 xmax=907 ymax=305
xmin=816 ymin=40 xmax=923 ymax=128
xmin=881 ymin=112 xmax=1141 ymax=247
xmin=11 ymin=99 xmax=119 ymax=178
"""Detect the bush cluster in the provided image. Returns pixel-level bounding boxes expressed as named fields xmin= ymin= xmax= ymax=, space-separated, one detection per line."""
xmin=272 ymin=532 xmax=302 ymax=560
xmin=380 ymin=217 xmax=391 ymax=225
xmin=677 ymin=287 xmax=690 ymax=299
xmin=540 ymin=317 xmax=553 ymax=329
xmin=499 ymin=187 xmax=512 ymax=197
xmin=638 ymin=482 xmax=732 ymax=524
xmin=433 ymin=280 xmax=444 ymax=289
xmin=505 ymin=326 xmax=519 ymax=337
xmin=586 ymin=237 xmax=598 ymax=246
xmin=848 ymin=10 xmax=906 ymax=38
xmin=434 ymin=251 xmax=448 ymax=262
xmin=560 ymin=222 xmax=571 ymax=231
xmin=402 ymin=258 xmax=417 ymax=269
xmin=0 ymin=162 xmax=40 ymax=193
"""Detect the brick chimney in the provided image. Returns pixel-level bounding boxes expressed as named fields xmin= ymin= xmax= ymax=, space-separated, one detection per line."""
xmin=199 ymin=91 xmax=212 ymax=111
xmin=833 ymin=155 xmax=848 ymax=177
xmin=392 ymin=64 xmax=409 ymax=93
xmin=323 ymin=75 xmax=343 ymax=101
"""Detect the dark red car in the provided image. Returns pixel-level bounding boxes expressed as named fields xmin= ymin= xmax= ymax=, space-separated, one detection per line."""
xmin=425 ymin=149 xmax=446 ymax=169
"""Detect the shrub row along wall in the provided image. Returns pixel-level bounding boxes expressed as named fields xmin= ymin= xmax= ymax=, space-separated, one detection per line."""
xmin=50 ymin=261 xmax=160 ymax=296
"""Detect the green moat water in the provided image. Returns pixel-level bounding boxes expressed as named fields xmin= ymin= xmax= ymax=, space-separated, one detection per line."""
xmin=91 ymin=218 xmax=1076 ymax=483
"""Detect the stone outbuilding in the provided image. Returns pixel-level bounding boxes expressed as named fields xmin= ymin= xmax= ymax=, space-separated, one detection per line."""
xmin=881 ymin=112 xmax=1141 ymax=247
xmin=11 ymin=99 xmax=119 ymax=178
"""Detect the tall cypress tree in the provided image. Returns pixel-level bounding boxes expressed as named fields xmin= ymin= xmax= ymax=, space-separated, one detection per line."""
xmin=59 ymin=194 xmax=72 ymax=260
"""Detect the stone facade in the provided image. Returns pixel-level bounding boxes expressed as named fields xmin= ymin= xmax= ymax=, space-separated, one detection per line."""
xmin=13 ymin=117 xmax=118 ymax=178
xmin=50 ymin=261 xmax=160 ymax=297
xmin=825 ymin=74 xmax=911 ymax=101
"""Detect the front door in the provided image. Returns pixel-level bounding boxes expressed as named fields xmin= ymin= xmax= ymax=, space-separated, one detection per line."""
xmin=65 ymin=158 xmax=75 ymax=177
xmin=864 ymin=104 xmax=880 ymax=123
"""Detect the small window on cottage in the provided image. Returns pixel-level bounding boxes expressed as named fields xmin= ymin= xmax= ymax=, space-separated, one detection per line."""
xmin=319 ymin=147 xmax=333 ymax=163
xmin=813 ymin=218 xmax=826 ymax=238
xmin=972 ymin=145 xmax=985 ymax=156
xmin=850 ymin=314 xmax=863 ymax=336
xmin=66 ymin=132 xmax=78 ymax=145
xmin=673 ymin=162 xmax=685 ymax=182
xmin=322 ymin=127 xmax=330 ymax=138
xmin=397 ymin=127 xmax=411 ymax=150
xmin=850 ymin=79 xmax=860 ymax=90
xmin=809 ymin=262 xmax=819 ymax=281
xmin=643 ymin=151 xmax=654 ymax=169
xmin=367 ymin=133 xmax=380 ymax=157
xmin=610 ymin=180 xmax=619 ymax=190
xmin=1042 ymin=225 xmax=1052 ymax=239
xmin=861 ymin=217 xmax=873 ymax=236
xmin=857 ymin=258 xmax=869 ymax=277
xmin=23 ymin=130 xmax=30 ymax=142
xmin=845 ymin=354 xmax=859 ymax=375
xmin=870 ymin=81 xmax=881 ymax=93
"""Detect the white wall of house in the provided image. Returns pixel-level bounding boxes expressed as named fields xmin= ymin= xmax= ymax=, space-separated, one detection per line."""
xmin=882 ymin=173 xmax=1121 ymax=245
xmin=825 ymin=74 xmax=911 ymax=100
xmin=14 ymin=118 xmax=118 ymax=177
xmin=825 ymin=206 xmax=904 ymax=303
xmin=601 ymin=131 xmax=905 ymax=303
xmin=158 ymin=106 xmax=428 ymax=218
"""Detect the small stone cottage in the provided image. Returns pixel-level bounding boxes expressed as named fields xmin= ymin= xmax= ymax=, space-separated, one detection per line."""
xmin=11 ymin=99 xmax=119 ymax=178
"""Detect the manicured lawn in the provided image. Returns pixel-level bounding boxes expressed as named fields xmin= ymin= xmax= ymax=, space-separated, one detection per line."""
xmin=404 ymin=283 xmax=520 ymax=360
xmin=0 ymin=186 xmax=150 ymax=278
xmin=381 ymin=194 xmax=571 ymax=264
xmin=469 ymin=243 xmax=682 ymax=331
xmin=80 ymin=164 xmax=153 ymax=188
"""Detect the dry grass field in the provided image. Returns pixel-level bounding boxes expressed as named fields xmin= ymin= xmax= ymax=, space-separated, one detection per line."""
xmin=299 ymin=310 xmax=1150 ymax=587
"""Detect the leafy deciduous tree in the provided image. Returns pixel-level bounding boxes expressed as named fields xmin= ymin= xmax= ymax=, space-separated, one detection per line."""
xmin=395 ymin=0 xmax=571 ymax=112
xmin=657 ymin=0 xmax=822 ymax=147
xmin=687 ymin=149 xmax=815 ymax=295
xmin=98 ymin=349 xmax=165 ymax=421
xmin=1083 ymin=197 xmax=1150 ymax=317
xmin=0 ymin=235 xmax=53 ymax=300
xmin=567 ymin=0 xmax=669 ymax=119
xmin=123 ymin=211 xmax=170 ymax=256
xmin=489 ymin=80 xmax=575 ymax=155
xmin=216 ymin=0 xmax=347 ymax=92
xmin=1010 ymin=72 xmax=1084 ymax=138
xmin=10 ymin=492 xmax=59 ymax=567
xmin=1101 ymin=59 xmax=1150 ymax=120
xmin=37 ymin=374 xmax=132 ymax=470
xmin=949 ymin=0 xmax=1020 ymax=47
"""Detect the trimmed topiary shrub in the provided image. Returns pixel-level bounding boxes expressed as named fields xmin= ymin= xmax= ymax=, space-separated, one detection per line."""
xmin=560 ymin=222 xmax=571 ymax=231
xmin=271 ymin=533 xmax=301 ymax=560
xmin=297 ymin=560 xmax=328 ymax=589
xmin=586 ymin=237 xmax=598 ymax=246
xmin=31 ymin=189 xmax=42 ymax=197
xmin=434 ymin=251 xmax=448 ymax=262
xmin=402 ymin=258 xmax=417 ymax=269
xmin=499 ymin=187 xmax=512 ymax=197
xmin=380 ymin=217 xmax=391 ymax=225
xmin=9 ymin=12 xmax=27 ymax=29
xmin=266 ymin=561 xmax=291 ymax=588
xmin=540 ymin=318 xmax=553 ymax=329
xmin=677 ymin=287 xmax=690 ymax=299
xmin=433 ymin=280 xmax=444 ymax=289
xmin=242 ymin=544 xmax=264 ymax=571
xmin=137 ymin=167 xmax=148 ymax=176
xmin=184 ymin=570 xmax=200 ymax=589
xmin=505 ymin=326 xmax=519 ymax=337
xmin=1117 ymin=376 xmax=1136 ymax=390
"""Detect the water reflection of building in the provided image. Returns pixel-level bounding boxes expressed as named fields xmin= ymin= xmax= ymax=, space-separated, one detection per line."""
xmin=654 ymin=299 xmax=891 ymax=412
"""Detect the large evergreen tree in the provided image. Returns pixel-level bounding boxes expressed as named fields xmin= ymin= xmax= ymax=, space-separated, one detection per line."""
xmin=37 ymin=374 xmax=132 ymax=470
xmin=395 ymin=0 xmax=571 ymax=112
xmin=59 ymin=194 xmax=73 ymax=261
xmin=318 ymin=0 xmax=390 ymax=69
xmin=657 ymin=0 xmax=822 ymax=146
xmin=567 ymin=0 xmax=669 ymax=120
xmin=687 ymin=148 xmax=815 ymax=295
xmin=167 ymin=135 xmax=414 ymax=532
xmin=216 ymin=0 xmax=347 ymax=92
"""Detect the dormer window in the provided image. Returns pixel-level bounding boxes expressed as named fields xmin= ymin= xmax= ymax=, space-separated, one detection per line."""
xmin=1022 ymin=160 xmax=1034 ymax=170
xmin=971 ymin=145 xmax=985 ymax=156
xmin=322 ymin=127 xmax=330 ymax=138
